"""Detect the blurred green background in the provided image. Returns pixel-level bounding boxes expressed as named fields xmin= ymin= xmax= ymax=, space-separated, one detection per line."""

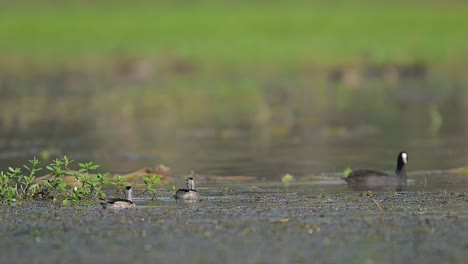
xmin=0 ymin=0 xmax=468 ymax=67
xmin=1 ymin=1 xmax=468 ymax=66
xmin=1 ymin=0 xmax=468 ymax=177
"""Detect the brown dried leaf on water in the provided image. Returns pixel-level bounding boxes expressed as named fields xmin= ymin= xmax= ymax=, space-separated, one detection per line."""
xmin=118 ymin=164 xmax=173 ymax=185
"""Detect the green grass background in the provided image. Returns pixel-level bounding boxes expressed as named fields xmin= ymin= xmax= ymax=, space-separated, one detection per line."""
xmin=1 ymin=1 xmax=468 ymax=67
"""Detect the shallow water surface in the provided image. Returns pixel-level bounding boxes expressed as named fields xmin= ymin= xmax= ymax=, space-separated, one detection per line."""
xmin=1 ymin=175 xmax=467 ymax=264
xmin=1 ymin=77 xmax=468 ymax=179
xmin=1 ymin=70 xmax=467 ymax=263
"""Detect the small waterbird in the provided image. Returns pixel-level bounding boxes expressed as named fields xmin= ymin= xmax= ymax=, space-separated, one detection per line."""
xmin=100 ymin=186 xmax=136 ymax=209
xmin=175 ymin=177 xmax=201 ymax=200
xmin=345 ymin=151 xmax=408 ymax=191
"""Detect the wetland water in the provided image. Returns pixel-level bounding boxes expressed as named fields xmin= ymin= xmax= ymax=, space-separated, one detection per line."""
xmin=0 ymin=179 xmax=467 ymax=264
xmin=1 ymin=73 xmax=468 ymax=263
xmin=1 ymin=74 xmax=468 ymax=178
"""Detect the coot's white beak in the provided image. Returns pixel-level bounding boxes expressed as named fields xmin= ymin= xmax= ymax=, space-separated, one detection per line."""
xmin=401 ymin=152 xmax=408 ymax=164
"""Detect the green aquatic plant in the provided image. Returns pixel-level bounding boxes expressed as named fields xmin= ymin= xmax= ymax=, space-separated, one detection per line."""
xmin=41 ymin=156 xmax=72 ymax=199
xmin=0 ymin=170 xmax=17 ymax=201
xmin=75 ymin=162 xmax=110 ymax=199
xmin=18 ymin=157 xmax=41 ymax=199
xmin=18 ymin=157 xmax=42 ymax=198
xmin=0 ymin=156 xmax=145 ymax=204
xmin=0 ymin=158 xmax=42 ymax=201
xmin=63 ymin=162 xmax=112 ymax=204
xmin=111 ymin=175 xmax=129 ymax=196
xmin=141 ymin=175 xmax=162 ymax=200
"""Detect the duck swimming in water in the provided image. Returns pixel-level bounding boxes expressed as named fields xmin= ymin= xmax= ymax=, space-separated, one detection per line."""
xmin=100 ymin=186 xmax=136 ymax=209
xmin=175 ymin=177 xmax=200 ymax=200
xmin=345 ymin=151 xmax=408 ymax=191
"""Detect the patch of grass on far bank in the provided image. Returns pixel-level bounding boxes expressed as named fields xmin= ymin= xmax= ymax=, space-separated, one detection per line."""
xmin=0 ymin=1 xmax=468 ymax=68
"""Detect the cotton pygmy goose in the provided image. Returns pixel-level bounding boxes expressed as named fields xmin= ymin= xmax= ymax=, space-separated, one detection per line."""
xmin=100 ymin=186 xmax=136 ymax=209
xmin=175 ymin=177 xmax=201 ymax=200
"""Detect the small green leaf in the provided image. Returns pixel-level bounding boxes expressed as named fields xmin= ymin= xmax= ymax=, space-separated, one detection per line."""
xmin=343 ymin=167 xmax=353 ymax=178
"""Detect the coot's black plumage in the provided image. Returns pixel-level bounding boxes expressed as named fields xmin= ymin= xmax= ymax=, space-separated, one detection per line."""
xmin=345 ymin=151 xmax=408 ymax=191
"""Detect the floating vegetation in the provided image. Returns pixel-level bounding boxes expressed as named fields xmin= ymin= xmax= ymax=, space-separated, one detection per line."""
xmin=281 ymin=174 xmax=295 ymax=183
xmin=276 ymin=217 xmax=290 ymax=223
xmin=0 ymin=156 xmax=165 ymax=204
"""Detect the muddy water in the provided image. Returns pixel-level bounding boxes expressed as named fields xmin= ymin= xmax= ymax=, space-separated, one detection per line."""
xmin=1 ymin=173 xmax=467 ymax=264
xmin=1 ymin=73 xmax=467 ymax=262
xmin=1 ymin=76 xmax=468 ymax=179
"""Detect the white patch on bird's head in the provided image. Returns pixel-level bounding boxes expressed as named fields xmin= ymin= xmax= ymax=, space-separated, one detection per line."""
xmin=186 ymin=177 xmax=195 ymax=190
xmin=401 ymin=152 xmax=408 ymax=163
